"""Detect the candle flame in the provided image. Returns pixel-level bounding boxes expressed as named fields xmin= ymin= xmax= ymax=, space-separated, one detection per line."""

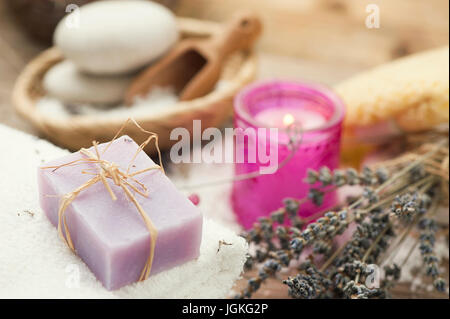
xmin=283 ymin=113 xmax=295 ymax=127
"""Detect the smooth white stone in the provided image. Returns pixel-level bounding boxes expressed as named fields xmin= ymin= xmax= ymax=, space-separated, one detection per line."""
xmin=43 ymin=60 xmax=134 ymax=105
xmin=54 ymin=0 xmax=178 ymax=75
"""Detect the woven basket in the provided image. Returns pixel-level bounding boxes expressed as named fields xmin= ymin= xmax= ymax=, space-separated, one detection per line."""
xmin=12 ymin=17 xmax=257 ymax=152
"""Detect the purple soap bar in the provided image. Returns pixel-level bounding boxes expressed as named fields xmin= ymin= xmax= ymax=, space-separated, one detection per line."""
xmin=37 ymin=136 xmax=202 ymax=290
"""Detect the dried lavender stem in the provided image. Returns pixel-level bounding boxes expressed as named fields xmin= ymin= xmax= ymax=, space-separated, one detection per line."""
xmin=400 ymin=238 xmax=420 ymax=268
xmin=374 ymin=139 xmax=447 ymax=193
xmin=319 ymin=177 xmax=436 ymax=276
xmin=294 ymin=186 xmax=338 ymax=207
xmin=319 ymin=240 xmax=347 ymax=272
xmin=304 ymin=202 xmax=339 ymax=222
xmin=355 ymin=222 xmax=392 ymax=284
xmin=383 ymin=179 xmax=437 ymax=265
xmin=385 ymin=215 xmax=423 ymax=266
xmin=239 ymin=137 xmax=448 ymax=299
xmin=347 ymin=145 xmax=442 ymax=212
xmin=402 ymin=195 xmax=439 ymax=266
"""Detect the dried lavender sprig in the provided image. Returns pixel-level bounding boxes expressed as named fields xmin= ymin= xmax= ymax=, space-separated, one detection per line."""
xmin=305 ymin=166 xmax=389 ymax=188
xmin=241 ymin=190 xmax=406 ymax=298
xmin=294 ymin=209 xmax=395 ymax=299
xmin=283 ymin=261 xmax=332 ymax=299
xmin=237 ymin=210 xmax=348 ymax=298
xmin=329 ymin=183 xmax=437 ymax=297
xmin=383 ymin=180 xmax=437 ymax=266
xmin=418 ymin=218 xmax=446 ymax=292
xmin=325 ymin=179 xmax=442 ymax=298
xmin=244 ymin=165 xmax=427 ymax=254
xmin=239 ymin=205 xmax=374 ymax=299
xmin=374 ymin=139 xmax=447 ymax=193
xmin=318 ymin=176 xmax=435 ymax=272
xmin=239 ymin=185 xmax=435 ymax=299
xmin=238 ymin=140 xmax=448 ymax=298
xmin=354 ymin=221 xmax=393 ymax=285
xmin=343 ymin=140 xmax=447 ymax=215
xmin=385 ymin=182 xmax=447 ymax=292
xmin=329 ymin=209 xmax=395 ymax=296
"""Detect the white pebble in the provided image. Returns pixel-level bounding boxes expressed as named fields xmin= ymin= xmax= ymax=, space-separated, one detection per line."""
xmin=54 ymin=0 xmax=179 ymax=75
xmin=43 ymin=60 xmax=134 ymax=105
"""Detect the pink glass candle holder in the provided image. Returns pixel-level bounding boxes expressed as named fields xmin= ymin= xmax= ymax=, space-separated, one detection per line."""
xmin=231 ymin=80 xmax=345 ymax=229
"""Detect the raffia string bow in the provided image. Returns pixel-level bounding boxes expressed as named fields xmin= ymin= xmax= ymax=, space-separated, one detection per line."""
xmin=42 ymin=119 xmax=164 ymax=281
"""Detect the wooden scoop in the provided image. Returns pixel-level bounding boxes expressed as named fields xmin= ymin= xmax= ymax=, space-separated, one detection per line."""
xmin=125 ymin=12 xmax=262 ymax=105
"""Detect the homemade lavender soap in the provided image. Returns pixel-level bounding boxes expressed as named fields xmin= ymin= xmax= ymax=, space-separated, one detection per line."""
xmin=37 ymin=136 xmax=202 ymax=290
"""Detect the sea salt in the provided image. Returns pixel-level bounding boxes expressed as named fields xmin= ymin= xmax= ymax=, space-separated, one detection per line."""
xmin=36 ymin=81 xmax=230 ymax=120
xmin=36 ymin=87 xmax=179 ymax=120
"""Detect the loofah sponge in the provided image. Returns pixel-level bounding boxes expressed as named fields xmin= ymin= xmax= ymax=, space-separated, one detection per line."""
xmin=0 ymin=124 xmax=247 ymax=298
xmin=335 ymin=46 xmax=449 ymax=136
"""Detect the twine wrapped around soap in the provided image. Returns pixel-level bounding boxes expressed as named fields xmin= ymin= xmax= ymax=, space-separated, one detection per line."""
xmin=42 ymin=119 xmax=164 ymax=281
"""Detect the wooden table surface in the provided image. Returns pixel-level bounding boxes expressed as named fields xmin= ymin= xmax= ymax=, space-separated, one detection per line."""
xmin=0 ymin=0 xmax=448 ymax=299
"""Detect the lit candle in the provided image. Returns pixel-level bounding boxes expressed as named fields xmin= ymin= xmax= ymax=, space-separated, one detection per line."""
xmin=231 ymin=81 xmax=345 ymax=229
xmin=254 ymin=107 xmax=327 ymax=130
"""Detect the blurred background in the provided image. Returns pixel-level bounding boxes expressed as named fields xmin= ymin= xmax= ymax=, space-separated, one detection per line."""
xmin=1 ymin=0 xmax=448 ymax=136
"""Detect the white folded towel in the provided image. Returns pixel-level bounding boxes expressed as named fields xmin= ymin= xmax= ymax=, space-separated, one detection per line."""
xmin=0 ymin=124 xmax=247 ymax=298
